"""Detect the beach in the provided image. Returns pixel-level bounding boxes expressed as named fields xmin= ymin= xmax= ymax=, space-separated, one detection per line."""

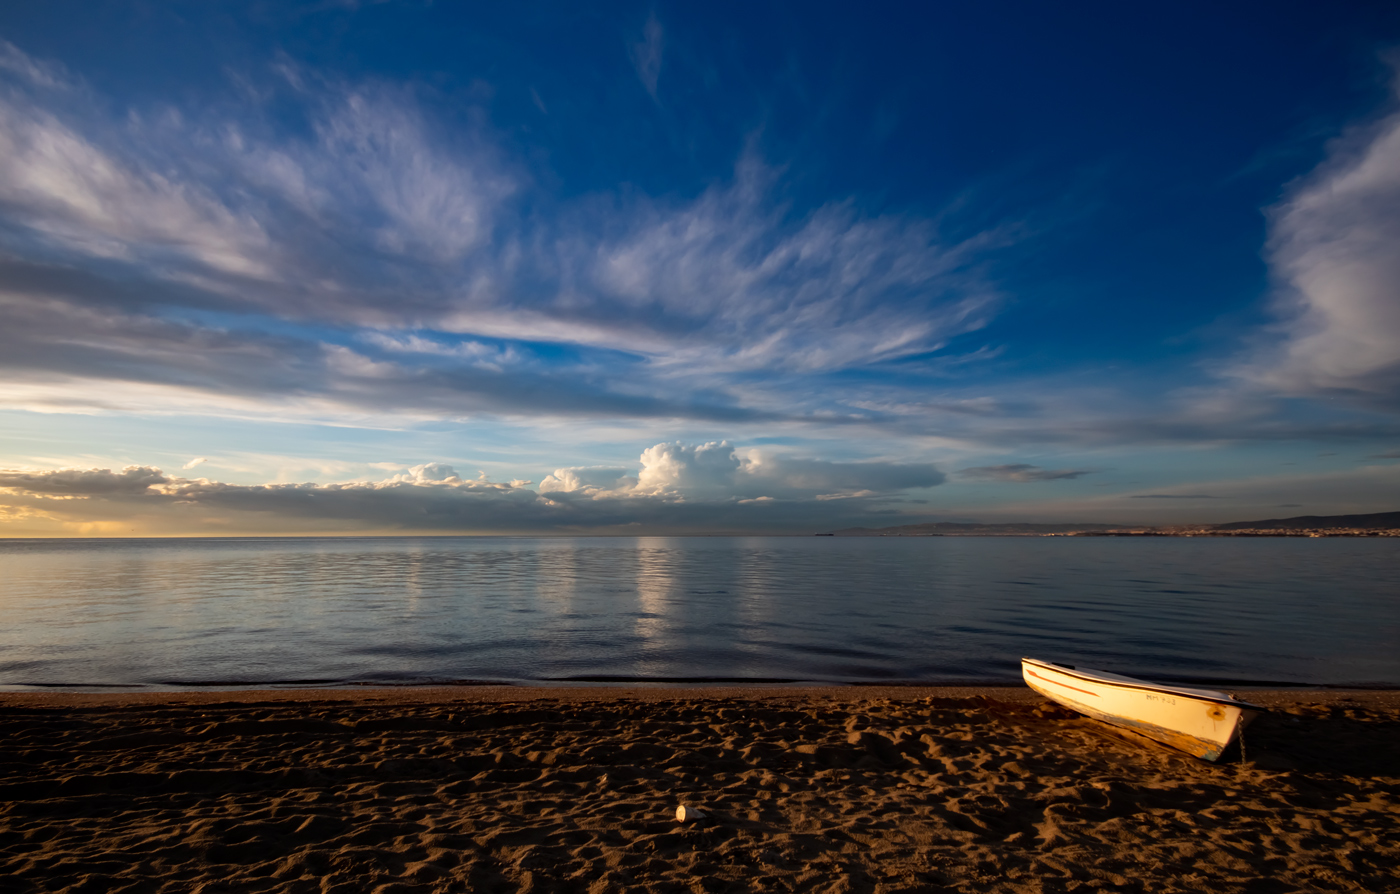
xmin=1 ymin=687 xmax=1397 ymax=893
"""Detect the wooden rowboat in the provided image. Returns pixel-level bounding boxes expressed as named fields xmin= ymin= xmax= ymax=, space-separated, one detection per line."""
xmin=1022 ymin=657 xmax=1264 ymax=761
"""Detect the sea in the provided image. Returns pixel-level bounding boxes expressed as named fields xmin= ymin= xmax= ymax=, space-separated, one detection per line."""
xmin=1 ymin=536 xmax=1396 ymax=691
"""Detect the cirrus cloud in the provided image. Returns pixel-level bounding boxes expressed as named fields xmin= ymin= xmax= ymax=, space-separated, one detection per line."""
xmin=0 ymin=38 xmax=1010 ymax=434
xmin=1242 ymin=70 xmax=1400 ymax=408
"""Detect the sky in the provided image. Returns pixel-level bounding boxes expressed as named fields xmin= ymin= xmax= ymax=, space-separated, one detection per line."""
xmin=1 ymin=0 xmax=1399 ymax=536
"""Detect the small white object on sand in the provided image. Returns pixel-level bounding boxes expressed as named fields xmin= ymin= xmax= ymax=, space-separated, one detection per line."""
xmin=675 ymin=804 xmax=706 ymax=823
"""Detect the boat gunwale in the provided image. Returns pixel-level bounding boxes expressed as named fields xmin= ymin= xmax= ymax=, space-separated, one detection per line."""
xmin=1022 ymin=657 xmax=1266 ymax=711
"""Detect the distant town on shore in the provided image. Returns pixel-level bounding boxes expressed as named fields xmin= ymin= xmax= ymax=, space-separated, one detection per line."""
xmin=822 ymin=511 xmax=1400 ymax=538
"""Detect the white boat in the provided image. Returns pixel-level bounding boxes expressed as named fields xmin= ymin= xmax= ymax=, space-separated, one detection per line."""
xmin=1022 ymin=657 xmax=1264 ymax=761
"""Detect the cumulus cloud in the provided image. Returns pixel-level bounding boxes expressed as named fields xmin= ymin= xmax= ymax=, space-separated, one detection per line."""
xmin=385 ymin=462 xmax=464 ymax=484
xmin=539 ymin=466 xmax=638 ymax=495
xmin=542 ymin=441 xmax=944 ymax=503
xmin=1243 ymin=74 xmax=1400 ymax=407
xmin=640 ymin=440 xmax=947 ymax=500
xmin=636 ymin=441 xmax=743 ymax=493
xmin=0 ymin=443 xmax=945 ymax=535
xmin=957 ymin=463 xmax=1093 ymax=482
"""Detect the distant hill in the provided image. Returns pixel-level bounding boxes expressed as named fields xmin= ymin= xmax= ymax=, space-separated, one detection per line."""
xmin=1212 ymin=511 xmax=1400 ymax=531
xmin=826 ymin=522 xmax=1124 ymax=536
xmin=825 ymin=510 xmax=1400 ymax=536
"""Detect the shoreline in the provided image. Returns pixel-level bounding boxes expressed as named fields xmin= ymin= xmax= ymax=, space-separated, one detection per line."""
xmin=3 ymin=683 xmax=1400 ymax=708
xmin=4 ymin=679 xmax=1398 ymax=702
xmin=3 ymin=685 xmax=1397 ymax=892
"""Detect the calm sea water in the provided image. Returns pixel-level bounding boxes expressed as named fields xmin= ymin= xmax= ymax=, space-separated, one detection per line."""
xmin=0 ymin=536 xmax=1396 ymax=691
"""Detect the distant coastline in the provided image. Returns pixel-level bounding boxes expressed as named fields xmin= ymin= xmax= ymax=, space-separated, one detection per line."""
xmin=823 ymin=510 xmax=1400 ymax=538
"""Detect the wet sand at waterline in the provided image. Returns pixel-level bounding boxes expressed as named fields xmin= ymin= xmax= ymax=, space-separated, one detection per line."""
xmin=1 ymin=687 xmax=1396 ymax=893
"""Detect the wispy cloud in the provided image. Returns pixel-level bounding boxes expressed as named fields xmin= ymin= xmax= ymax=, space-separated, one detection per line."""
xmin=0 ymin=38 xmax=73 ymax=91
xmin=1239 ymin=70 xmax=1400 ymax=408
xmin=1130 ymin=494 xmax=1216 ymax=499
xmin=955 ymin=462 xmax=1400 ymax=525
xmin=957 ymin=463 xmax=1092 ymax=482
xmin=0 ymin=48 xmax=517 ymax=318
xmin=630 ymin=12 xmax=664 ymax=100
xmin=571 ymin=156 xmax=1007 ymax=374
xmin=0 ymin=39 xmax=1012 ymax=430
xmin=0 ymin=93 xmax=274 ymax=280
xmin=292 ymin=81 xmax=516 ymax=264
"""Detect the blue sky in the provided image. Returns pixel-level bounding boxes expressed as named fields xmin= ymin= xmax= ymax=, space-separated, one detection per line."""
xmin=1 ymin=1 xmax=1399 ymax=535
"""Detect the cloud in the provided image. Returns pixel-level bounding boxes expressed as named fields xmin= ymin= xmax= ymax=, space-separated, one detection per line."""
xmin=0 ymin=465 xmax=168 ymax=496
xmin=0 ymin=40 xmax=1010 ymax=430
xmin=0 ymin=284 xmax=788 ymax=425
xmin=957 ymin=463 xmax=1092 ymax=482
xmin=8 ymin=450 xmax=1396 ymax=535
xmin=1241 ymin=72 xmax=1400 ymax=408
xmin=360 ymin=332 xmax=522 ymax=371
xmin=0 ymin=92 xmax=274 ymax=280
xmin=0 ymin=39 xmax=73 ymax=91
xmin=183 ymin=457 xmax=208 ymax=469
xmin=634 ymin=440 xmax=947 ymax=500
xmin=384 ymin=462 xmax=464 ymax=484
xmin=743 ymin=452 xmax=946 ymax=494
xmin=1129 ymin=494 xmax=1217 ymax=499
xmin=0 ymin=442 xmax=944 ymax=535
xmin=966 ymin=463 xmax=1400 ymax=525
xmin=287 ymin=81 xmax=516 ymax=264
xmin=630 ymin=13 xmax=664 ymax=100
xmin=542 ymin=441 xmax=944 ymax=502
xmin=0 ymin=45 xmax=515 ymax=317
xmin=573 ymin=157 xmax=1006 ymax=374
xmin=1368 ymin=449 xmax=1400 ymax=459
xmin=539 ymin=466 xmax=637 ymax=494
xmin=636 ymin=441 xmax=743 ymax=493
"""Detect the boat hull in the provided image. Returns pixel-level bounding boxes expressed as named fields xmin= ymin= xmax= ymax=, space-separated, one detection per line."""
xmin=1022 ymin=658 xmax=1261 ymax=761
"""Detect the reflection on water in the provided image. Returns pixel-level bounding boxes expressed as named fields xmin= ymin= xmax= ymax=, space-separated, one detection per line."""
xmin=633 ymin=543 xmax=674 ymax=677
xmin=0 ymin=536 xmax=1396 ymax=690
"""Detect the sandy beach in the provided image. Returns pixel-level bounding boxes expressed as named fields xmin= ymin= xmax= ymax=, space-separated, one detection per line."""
xmin=1 ymin=686 xmax=1397 ymax=893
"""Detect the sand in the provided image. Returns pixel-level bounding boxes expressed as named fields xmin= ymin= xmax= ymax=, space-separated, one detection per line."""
xmin=1 ymin=686 xmax=1397 ymax=893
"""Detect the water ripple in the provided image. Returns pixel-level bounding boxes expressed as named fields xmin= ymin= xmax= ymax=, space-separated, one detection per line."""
xmin=0 ymin=536 xmax=1396 ymax=689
